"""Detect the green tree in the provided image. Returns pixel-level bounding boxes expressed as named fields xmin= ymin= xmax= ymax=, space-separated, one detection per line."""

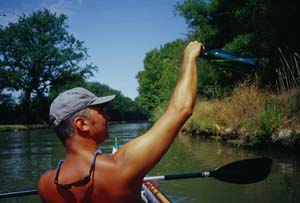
xmin=137 ymin=40 xmax=185 ymax=114
xmin=137 ymin=49 xmax=163 ymax=114
xmin=175 ymin=0 xmax=300 ymax=89
xmin=0 ymin=9 xmax=96 ymax=123
xmin=175 ymin=0 xmax=273 ymax=54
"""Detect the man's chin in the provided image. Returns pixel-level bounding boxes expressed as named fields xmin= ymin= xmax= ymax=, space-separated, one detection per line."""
xmin=97 ymin=133 xmax=109 ymax=143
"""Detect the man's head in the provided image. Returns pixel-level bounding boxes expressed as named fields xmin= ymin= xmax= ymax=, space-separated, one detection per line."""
xmin=49 ymin=87 xmax=115 ymax=143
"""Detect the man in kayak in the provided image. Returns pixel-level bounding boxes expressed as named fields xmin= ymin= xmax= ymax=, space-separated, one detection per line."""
xmin=38 ymin=41 xmax=205 ymax=203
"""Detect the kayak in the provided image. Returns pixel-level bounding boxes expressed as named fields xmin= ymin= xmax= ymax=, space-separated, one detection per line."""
xmin=112 ymin=138 xmax=171 ymax=203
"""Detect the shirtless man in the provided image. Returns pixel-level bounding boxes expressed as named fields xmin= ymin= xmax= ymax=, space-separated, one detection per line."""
xmin=38 ymin=41 xmax=204 ymax=203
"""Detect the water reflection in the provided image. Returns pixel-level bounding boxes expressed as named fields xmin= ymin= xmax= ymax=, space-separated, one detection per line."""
xmin=0 ymin=123 xmax=300 ymax=203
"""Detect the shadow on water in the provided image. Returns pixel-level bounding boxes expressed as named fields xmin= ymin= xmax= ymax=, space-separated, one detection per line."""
xmin=0 ymin=122 xmax=299 ymax=203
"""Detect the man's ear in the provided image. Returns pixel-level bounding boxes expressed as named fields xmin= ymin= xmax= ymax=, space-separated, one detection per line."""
xmin=74 ymin=116 xmax=89 ymax=131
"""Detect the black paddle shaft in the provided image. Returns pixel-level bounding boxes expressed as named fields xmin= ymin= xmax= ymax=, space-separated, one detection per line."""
xmin=164 ymin=171 xmax=209 ymax=180
xmin=0 ymin=189 xmax=38 ymax=199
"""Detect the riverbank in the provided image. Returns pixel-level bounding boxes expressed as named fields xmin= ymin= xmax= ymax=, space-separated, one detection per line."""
xmin=182 ymin=84 xmax=300 ymax=150
xmin=0 ymin=120 xmax=149 ymax=132
xmin=0 ymin=124 xmax=49 ymax=132
xmin=181 ymin=127 xmax=300 ymax=152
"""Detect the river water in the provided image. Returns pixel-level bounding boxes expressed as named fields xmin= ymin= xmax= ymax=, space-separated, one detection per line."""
xmin=0 ymin=122 xmax=299 ymax=203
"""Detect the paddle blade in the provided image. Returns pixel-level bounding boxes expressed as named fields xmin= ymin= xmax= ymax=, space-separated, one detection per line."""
xmin=201 ymin=49 xmax=257 ymax=65
xmin=211 ymin=157 xmax=272 ymax=184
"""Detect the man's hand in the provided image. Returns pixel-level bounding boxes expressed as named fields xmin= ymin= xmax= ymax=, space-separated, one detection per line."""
xmin=184 ymin=41 xmax=205 ymax=61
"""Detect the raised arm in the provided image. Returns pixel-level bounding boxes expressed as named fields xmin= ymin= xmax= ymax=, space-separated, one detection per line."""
xmin=114 ymin=41 xmax=205 ymax=180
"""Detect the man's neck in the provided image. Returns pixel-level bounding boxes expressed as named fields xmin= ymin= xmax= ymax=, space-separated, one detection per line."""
xmin=65 ymin=134 xmax=99 ymax=156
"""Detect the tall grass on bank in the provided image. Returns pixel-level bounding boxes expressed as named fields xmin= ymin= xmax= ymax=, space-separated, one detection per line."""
xmin=184 ymin=84 xmax=300 ymax=146
xmin=184 ymin=50 xmax=300 ymax=146
xmin=276 ymin=49 xmax=300 ymax=93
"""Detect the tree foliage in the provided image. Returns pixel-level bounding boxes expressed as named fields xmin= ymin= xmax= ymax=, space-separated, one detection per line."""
xmin=137 ymin=40 xmax=186 ymax=114
xmin=175 ymin=0 xmax=300 ymax=87
xmin=0 ymin=9 xmax=96 ymax=123
xmin=137 ymin=0 xmax=300 ymax=117
xmin=175 ymin=0 xmax=281 ymax=52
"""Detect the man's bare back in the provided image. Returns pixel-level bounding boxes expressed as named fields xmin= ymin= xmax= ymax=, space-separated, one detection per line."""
xmin=39 ymin=152 xmax=143 ymax=203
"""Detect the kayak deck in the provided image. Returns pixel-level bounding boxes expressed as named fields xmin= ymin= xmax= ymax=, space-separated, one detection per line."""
xmin=141 ymin=181 xmax=171 ymax=203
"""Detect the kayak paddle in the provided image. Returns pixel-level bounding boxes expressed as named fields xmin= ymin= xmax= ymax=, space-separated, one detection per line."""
xmin=0 ymin=157 xmax=272 ymax=199
xmin=144 ymin=157 xmax=272 ymax=184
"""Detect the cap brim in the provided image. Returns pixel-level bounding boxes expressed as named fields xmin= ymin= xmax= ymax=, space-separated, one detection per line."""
xmin=90 ymin=95 xmax=116 ymax=106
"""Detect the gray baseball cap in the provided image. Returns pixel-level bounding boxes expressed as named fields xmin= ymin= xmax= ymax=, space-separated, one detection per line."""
xmin=49 ymin=87 xmax=115 ymax=127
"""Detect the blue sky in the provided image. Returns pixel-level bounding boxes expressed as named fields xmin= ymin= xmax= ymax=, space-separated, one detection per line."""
xmin=0 ymin=0 xmax=189 ymax=99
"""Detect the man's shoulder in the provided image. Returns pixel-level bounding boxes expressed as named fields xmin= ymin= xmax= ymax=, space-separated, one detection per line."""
xmin=39 ymin=170 xmax=55 ymax=182
xmin=38 ymin=170 xmax=55 ymax=197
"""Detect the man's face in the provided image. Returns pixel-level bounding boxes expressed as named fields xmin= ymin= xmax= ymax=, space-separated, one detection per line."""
xmin=86 ymin=106 xmax=110 ymax=143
